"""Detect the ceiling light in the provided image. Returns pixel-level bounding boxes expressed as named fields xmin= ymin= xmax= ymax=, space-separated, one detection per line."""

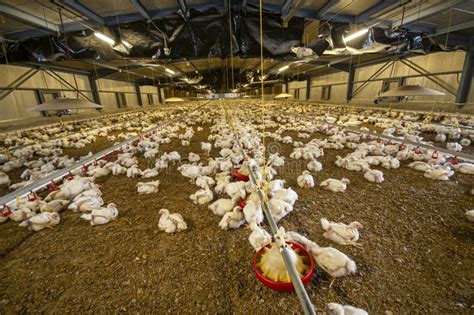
xmin=278 ymin=65 xmax=289 ymax=72
xmin=165 ymin=68 xmax=175 ymax=74
xmin=121 ymin=40 xmax=133 ymax=49
xmin=343 ymin=28 xmax=369 ymax=43
xmin=94 ymin=32 xmax=115 ymax=45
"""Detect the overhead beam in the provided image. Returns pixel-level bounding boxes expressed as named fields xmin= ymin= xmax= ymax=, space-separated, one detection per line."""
xmin=282 ymin=0 xmax=308 ymax=27
xmin=0 ymin=3 xmax=60 ymax=35
xmin=130 ymin=0 xmax=151 ymax=20
xmin=135 ymin=81 xmax=143 ymax=106
xmin=436 ymin=19 xmax=474 ymax=35
xmin=177 ymin=0 xmax=190 ymax=20
xmin=358 ymin=0 xmax=399 ymax=22
xmin=346 ymin=64 xmax=355 ymax=101
xmin=392 ymin=0 xmax=465 ymax=29
xmin=88 ymin=74 xmax=101 ymax=104
xmin=318 ymin=0 xmax=341 ymax=17
xmin=60 ymin=0 xmax=104 ymax=25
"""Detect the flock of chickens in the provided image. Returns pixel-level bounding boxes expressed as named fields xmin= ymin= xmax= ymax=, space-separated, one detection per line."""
xmin=1 ymin=100 xmax=474 ymax=314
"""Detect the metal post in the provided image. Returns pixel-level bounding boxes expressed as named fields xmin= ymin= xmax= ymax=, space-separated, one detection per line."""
xmin=157 ymin=85 xmax=163 ymax=104
xmin=88 ymin=74 xmax=101 ymax=105
xmin=135 ymin=81 xmax=143 ymax=107
xmin=456 ymin=42 xmax=474 ymax=104
xmin=346 ymin=65 xmax=355 ymax=102
xmin=306 ymin=76 xmax=311 ymax=101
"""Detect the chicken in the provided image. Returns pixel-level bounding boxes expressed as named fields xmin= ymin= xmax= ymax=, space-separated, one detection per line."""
xmin=310 ymin=246 xmax=357 ymax=287
xmin=243 ymin=200 xmax=264 ymax=226
xmin=0 ymin=172 xmax=10 ymax=186
xmin=208 ymin=194 xmax=240 ymax=216
xmin=424 ymin=166 xmax=454 ymax=181
xmin=142 ymin=167 xmax=159 ymax=178
xmin=321 ymin=218 xmax=363 ymax=247
xmin=45 ymin=177 xmax=94 ymax=201
xmin=188 ymin=152 xmax=200 ymax=163
xmin=127 ymin=165 xmax=143 ymax=178
xmin=465 ymin=209 xmax=474 ymax=222
xmin=219 ymin=206 xmax=245 ymax=230
xmin=408 ymin=161 xmax=432 ymax=172
xmin=190 ymin=186 xmax=214 ymax=205
xmin=307 ymin=159 xmax=322 ymax=172
xmin=447 ymin=142 xmax=462 ymax=152
xmin=201 ymin=142 xmax=212 ymax=155
xmin=363 ymin=169 xmax=384 ymax=183
xmin=248 ymin=223 xmax=271 ymax=250
xmin=320 ymin=178 xmax=350 ymax=192
xmin=158 ymin=209 xmax=187 ymax=233
xmin=297 ymin=171 xmax=315 ymax=188
xmin=136 ymin=180 xmax=160 ymax=194
xmin=20 ymin=212 xmax=61 ymax=231
xmin=40 ymin=200 xmax=70 ymax=212
xmin=9 ymin=207 xmax=34 ymax=222
xmin=68 ymin=195 xmax=104 ymax=213
xmin=268 ymin=198 xmax=293 ymax=222
xmin=453 ymin=162 xmax=474 ymax=175
xmin=80 ymin=203 xmax=118 ymax=225
xmin=272 ymin=187 xmax=298 ymax=206
xmin=326 ymin=303 xmax=368 ymax=315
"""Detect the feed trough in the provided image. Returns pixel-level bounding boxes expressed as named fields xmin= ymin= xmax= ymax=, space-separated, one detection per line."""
xmin=254 ymin=242 xmax=314 ymax=292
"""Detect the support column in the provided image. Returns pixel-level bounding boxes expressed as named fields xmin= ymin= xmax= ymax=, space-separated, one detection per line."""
xmin=346 ymin=65 xmax=355 ymax=102
xmin=88 ymin=74 xmax=101 ymax=105
xmin=135 ymin=81 xmax=143 ymax=107
xmin=157 ymin=85 xmax=163 ymax=104
xmin=456 ymin=42 xmax=474 ymax=104
xmin=306 ymin=76 xmax=311 ymax=100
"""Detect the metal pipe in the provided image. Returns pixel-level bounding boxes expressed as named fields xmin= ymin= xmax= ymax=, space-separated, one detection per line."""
xmin=0 ymin=101 xmax=210 ymax=207
xmin=222 ymin=101 xmax=316 ymax=315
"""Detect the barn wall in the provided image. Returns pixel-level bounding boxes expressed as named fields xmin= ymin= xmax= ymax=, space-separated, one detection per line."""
xmin=0 ymin=64 xmax=153 ymax=123
xmin=288 ymin=51 xmax=474 ymax=112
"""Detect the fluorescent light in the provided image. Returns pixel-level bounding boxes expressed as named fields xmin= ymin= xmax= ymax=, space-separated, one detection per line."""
xmin=343 ymin=28 xmax=369 ymax=43
xmin=121 ymin=40 xmax=133 ymax=49
xmin=165 ymin=68 xmax=175 ymax=74
xmin=94 ymin=32 xmax=115 ymax=45
xmin=278 ymin=65 xmax=289 ymax=72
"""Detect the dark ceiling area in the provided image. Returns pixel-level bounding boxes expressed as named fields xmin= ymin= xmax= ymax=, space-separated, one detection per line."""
xmin=0 ymin=0 xmax=473 ymax=91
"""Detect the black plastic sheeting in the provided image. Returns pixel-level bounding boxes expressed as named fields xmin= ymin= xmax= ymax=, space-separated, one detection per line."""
xmin=0 ymin=9 xmax=304 ymax=63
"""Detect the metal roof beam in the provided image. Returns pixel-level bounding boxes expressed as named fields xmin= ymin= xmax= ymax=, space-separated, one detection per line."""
xmin=318 ymin=0 xmax=341 ymax=17
xmin=0 ymin=3 xmax=60 ymax=35
xmin=392 ymin=0 xmax=466 ymax=29
xmin=130 ymin=0 xmax=151 ymax=20
xmin=436 ymin=19 xmax=474 ymax=35
xmin=60 ymin=0 xmax=105 ymax=25
xmin=358 ymin=0 xmax=399 ymax=22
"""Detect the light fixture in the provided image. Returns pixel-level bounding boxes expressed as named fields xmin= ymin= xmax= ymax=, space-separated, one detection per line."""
xmin=278 ymin=65 xmax=289 ymax=72
xmin=378 ymin=85 xmax=445 ymax=97
xmin=94 ymin=32 xmax=115 ymax=45
xmin=121 ymin=40 xmax=133 ymax=49
xmin=165 ymin=68 xmax=175 ymax=74
xmin=343 ymin=28 xmax=369 ymax=43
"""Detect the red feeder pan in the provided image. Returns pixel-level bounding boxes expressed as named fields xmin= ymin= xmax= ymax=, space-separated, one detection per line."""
xmin=239 ymin=198 xmax=246 ymax=209
xmin=231 ymin=168 xmax=250 ymax=182
xmin=253 ymin=242 xmax=314 ymax=292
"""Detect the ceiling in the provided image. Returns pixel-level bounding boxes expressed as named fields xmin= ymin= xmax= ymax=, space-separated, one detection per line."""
xmin=0 ymin=0 xmax=472 ymax=88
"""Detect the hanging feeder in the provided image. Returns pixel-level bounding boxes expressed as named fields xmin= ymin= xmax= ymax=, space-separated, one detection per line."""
xmin=66 ymin=172 xmax=74 ymax=180
xmin=378 ymin=85 xmax=445 ymax=97
xmin=48 ymin=181 xmax=59 ymax=191
xmin=1 ymin=205 xmax=12 ymax=218
xmin=231 ymin=168 xmax=250 ymax=182
xmin=254 ymin=242 xmax=314 ymax=292
xmin=274 ymin=93 xmax=294 ymax=99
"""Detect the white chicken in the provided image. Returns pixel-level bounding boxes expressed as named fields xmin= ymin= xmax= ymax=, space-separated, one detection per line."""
xmin=320 ymin=178 xmax=350 ymax=192
xmin=201 ymin=142 xmax=212 ymax=155
xmin=248 ymin=223 xmax=271 ymax=250
xmin=20 ymin=212 xmax=61 ymax=231
xmin=219 ymin=206 xmax=245 ymax=230
xmin=158 ymin=209 xmax=187 ymax=233
xmin=190 ymin=186 xmax=214 ymax=205
xmin=80 ymin=203 xmax=119 ymax=226
xmin=0 ymin=172 xmax=10 ymax=186
xmin=40 ymin=200 xmax=70 ymax=212
xmin=297 ymin=171 xmax=315 ymax=188
xmin=321 ymin=218 xmax=363 ymax=247
xmin=142 ymin=167 xmax=159 ymax=178
xmin=243 ymin=200 xmax=264 ymax=226
xmin=326 ymin=303 xmax=368 ymax=315
xmin=268 ymin=198 xmax=293 ymax=222
xmin=127 ymin=165 xmax=143 ymax=178
xmin=447 ymin=142 xmax=462 ymax=152
xmin=208 ymin=195 xmax=240 ymax=216
xmin=310 ymin=246 xmax=357 ymax=287
xmin=136 ymin=180 xmax=160 ymax=194
xmin=363 ymin=169 xmax=384 ymax=183
xmin=307 ymin=159 xmax=323 ymax=172
xmin=466 ymin=210 xmax=474 ymax=222
xmin=188 ymin=152 xmax=201 ymax=163
xmin=424 ymin=166 xmax=454 ymax=181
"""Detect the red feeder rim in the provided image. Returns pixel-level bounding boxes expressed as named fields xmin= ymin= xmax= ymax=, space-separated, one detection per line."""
xmin=367 ymin=135 xmax=372 ymax=141
xmin=113 ymin=150 xmax=118 ymax=156
xmin=451 ymin=156 xmax=460 ymax=165
xmin=239 ymin=198 xmax=246 ymax=209
xmin=1 ymin=205 xmax=12 ymax=217
xmin=48 ymin=181 xmax=59 ymax=191
xmin=254 ymin=242 xmax=314 ymax=292
xmin=103 ymin=154 xmax=109 ymax=161
xmin=376 ymin=138 xmax=382 ymax=144
xmin=27 ymin=191 xmax=37 ymax=201
xmin=415 ymin=147 xmax=422 ymax=155
xmin=231 ymin=168 xmax=249 ymax=182
xmin=81 ymin=164 xmax=89 ymax=173
xmin=432 ymin=151 xmax=439 ymax=159
xmin=66 ymin=172 xmax=74 ymax=180
xmin=399 ymin=144 xmax=406 ymax=151
xmin=93 ymin=160 xmax=99 ymax=166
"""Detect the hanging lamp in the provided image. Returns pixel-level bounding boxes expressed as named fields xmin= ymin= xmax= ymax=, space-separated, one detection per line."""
xmin=28 ymin=97 xmax=103 ymax=112
xmin=378 ymin=85 xmax=445 ymax=97
xmin=274 ymin=93 xmax=294 ymax=99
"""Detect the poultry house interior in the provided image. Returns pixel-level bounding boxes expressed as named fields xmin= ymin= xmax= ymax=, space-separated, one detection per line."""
xmin=0 ymin=0 xmax=474 ymax=314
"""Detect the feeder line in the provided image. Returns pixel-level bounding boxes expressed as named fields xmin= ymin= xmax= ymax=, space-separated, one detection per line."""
xmin=222 ymin=100 xmax=316 ymax=315
xmin=0 ymin=101 xmax=211 ymax=208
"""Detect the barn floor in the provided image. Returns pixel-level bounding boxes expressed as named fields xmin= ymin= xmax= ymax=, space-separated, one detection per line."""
xmin=0 ymin=108 xmax=473 ymax=314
